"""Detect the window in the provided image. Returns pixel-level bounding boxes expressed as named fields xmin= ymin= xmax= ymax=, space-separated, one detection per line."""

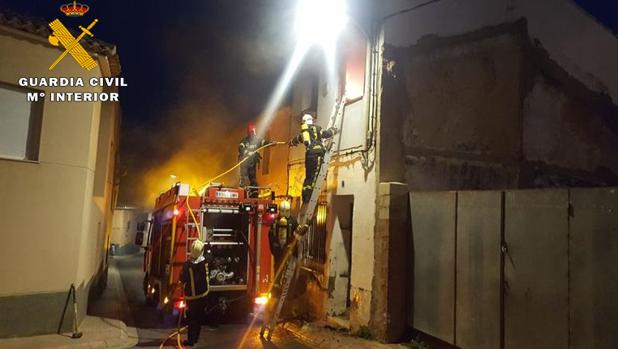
xmin=0 ymin=83 xmax=43 ymax=161
xmin=341 ymin=28 xmax=367 ymax=101
xmin=305 ymin=202 xmax=328 ymax=264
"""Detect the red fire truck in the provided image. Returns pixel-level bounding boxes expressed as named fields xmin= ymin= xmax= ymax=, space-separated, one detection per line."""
xmin=140 ymin=183 xmax=277 ymax=316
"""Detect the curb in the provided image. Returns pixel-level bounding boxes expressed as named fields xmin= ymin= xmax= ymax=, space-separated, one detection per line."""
xmin=0 ymin=317 xmax=139 ymax=349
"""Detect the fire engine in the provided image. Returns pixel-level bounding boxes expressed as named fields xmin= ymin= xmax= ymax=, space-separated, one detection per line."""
xmin=140 ymin=183 xmax=277 ymax=316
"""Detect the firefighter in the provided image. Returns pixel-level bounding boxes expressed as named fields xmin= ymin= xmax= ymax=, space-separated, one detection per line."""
xmin=289 ymin=112 xmax=337 ymax=203
xmin=266 ymin=200 xmax=306 ymax=322
xmin=268 ymin=200 xmax=298 ymax=272
xmin=180 ymin=240 xmax=210 ymax=347
xmin=239 ymin=123 xmax=268 ymax=198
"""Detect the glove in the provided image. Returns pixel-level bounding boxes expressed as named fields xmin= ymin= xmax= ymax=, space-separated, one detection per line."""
xmin=296 ymin=224 xmax=309 ymax=236
xmin=331 ymin=127 xmax=339 ymax=135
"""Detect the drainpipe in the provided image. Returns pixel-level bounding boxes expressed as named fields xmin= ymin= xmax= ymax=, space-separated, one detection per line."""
xmin=361 ymin=21 xmax=383 ymax=171
xmin=362 ymin=0 xmax=444 ymax=171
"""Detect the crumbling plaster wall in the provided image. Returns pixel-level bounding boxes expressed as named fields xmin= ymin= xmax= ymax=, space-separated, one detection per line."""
xmin=381 ymin=20 xmax=618 ymax=190
xmin=521 ymin=62 xmax=618 ymax=186
xmin=381 ymin=23 xmax=525 ymax=188
xmin=378 ymin=0 xmax=618 ymax=105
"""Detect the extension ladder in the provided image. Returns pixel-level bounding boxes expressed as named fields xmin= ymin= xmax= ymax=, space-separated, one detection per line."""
xmin=260 ymin=97 xmax=346 ymax=340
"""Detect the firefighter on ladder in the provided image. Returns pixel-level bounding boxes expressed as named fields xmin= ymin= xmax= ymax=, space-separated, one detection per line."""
xmin=180 ymin=240 xmax=210 ymax=347
xmin=239 ymin=123 xmax=268 ymax=198
xmin=289 ymin=111 xmax=338 ymax=203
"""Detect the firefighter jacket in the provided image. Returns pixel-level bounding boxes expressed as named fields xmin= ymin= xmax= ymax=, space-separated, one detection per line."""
xmin=180 ymin=257 xmax=210 ymax=300
xmin=238 ymin=136 xmax=268 ymax=166
xmin=290 ymin=124 xmax=336 ymax=155
xmin=269 ymin=215 xmax=298 ymax=257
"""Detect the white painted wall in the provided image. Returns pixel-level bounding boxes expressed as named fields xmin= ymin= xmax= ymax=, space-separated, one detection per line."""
xmin=0 ymin=28 xmax=115 ymax=296
xmin=326 ymin=155 xmax=376 ymax=327
xmin=111 ymin=208 xmax=150 ymax=248
xmin=378 ymin=0 xmax=618 ymax=103
xmin=288 ymin=29 xmax=378 ymax=326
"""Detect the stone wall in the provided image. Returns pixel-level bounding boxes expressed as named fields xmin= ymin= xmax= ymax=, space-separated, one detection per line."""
xmin=370 ymin=182 xmax=409 ymax=342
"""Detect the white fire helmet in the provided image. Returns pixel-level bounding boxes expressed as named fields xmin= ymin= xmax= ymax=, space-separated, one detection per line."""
xmin=302 ymin=113 xmax=314 ymax=125
xmin=190 ymin=239 xmax=204 ymax=260
xmin=279 ymin=200 xmax=291 ymax=217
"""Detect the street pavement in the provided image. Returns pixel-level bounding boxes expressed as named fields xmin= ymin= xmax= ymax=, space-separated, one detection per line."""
xmin=89 ymin=252 xmax=312 ymax=349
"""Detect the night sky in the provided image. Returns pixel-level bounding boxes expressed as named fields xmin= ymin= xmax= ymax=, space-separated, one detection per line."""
xmin=574 ymin=0 xmax=618 ymax=34
xmin=0 ymin=0 xmax=296 ymax=121
xmin=0 ymin=0 xmax=615 ymax=205
xmin=0 ymin=0 xmax=296 ymax=205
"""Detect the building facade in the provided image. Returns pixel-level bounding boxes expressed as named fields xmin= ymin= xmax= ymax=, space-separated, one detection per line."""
xmin=111 ymin=206 xmax=150 ymax=255
xmin=0 ymin=13 xmax=121 ymax=337
xmin=260 ymin=0 xmax=618 ymax=343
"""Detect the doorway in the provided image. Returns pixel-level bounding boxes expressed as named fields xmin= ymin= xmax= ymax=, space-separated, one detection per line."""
xmin=326 ymin=195 xmax=354 ymax=321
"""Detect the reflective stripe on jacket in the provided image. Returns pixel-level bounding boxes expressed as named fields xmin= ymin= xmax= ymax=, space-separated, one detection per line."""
xmin=181 ymin=260 xmax=210 ymax=300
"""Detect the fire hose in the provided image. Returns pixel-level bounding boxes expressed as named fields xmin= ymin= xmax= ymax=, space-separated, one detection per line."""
xmin=157 ymin=198 xmax=203 ymax=349
xmin=185 ymin=198 xmax=202 ymax=240
xmin=160 ymin=196 xmax=247 ymax=348
xmin=186 ymin=195 xmax=257 ymax=266
xmin=194 ymin=141 xmax=287 ymax=195
xmin=158 ymin=278 xmax=211 ymax=349
xmin=158 ymin=307 xmax=187 ymax=349
xmin=158 ymin=294 xmax=248 ymax=348
xmin=159 ymin=142 xmax=287 ymax=347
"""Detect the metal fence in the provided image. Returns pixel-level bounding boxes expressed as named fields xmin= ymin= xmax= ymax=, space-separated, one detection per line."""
xmin=408 ymin=187 xmax=618 ymax=349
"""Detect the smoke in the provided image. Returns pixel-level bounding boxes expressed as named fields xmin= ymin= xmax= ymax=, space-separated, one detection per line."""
xmin=234 ymin=2 xmax=296 ymax=77
xmin=131 ymin=103 xmax=244 ymax=207
xmin=117 ymin=1 xmax=297 ymax=207
xmin=120 ymin=98 xmax=292 ymax=208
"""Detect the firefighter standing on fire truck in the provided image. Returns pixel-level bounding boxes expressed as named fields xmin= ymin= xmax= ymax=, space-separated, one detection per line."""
xmin=269 ymin=200 xmax=298 ymax=271
xmin=239 ymin=123 xmax=268 ymax=198
xmin=180 ymin=240 xmax=210 ymax=347
xmin=289 ymin=111 xmax=337 ymax=203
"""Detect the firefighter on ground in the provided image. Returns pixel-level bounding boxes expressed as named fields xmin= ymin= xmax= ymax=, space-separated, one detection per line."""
xmin=289 ymin=111 xmax=337 ymax=203
xmin=266 ymin=200 xmax=307 ymax=320
xmin=180 ymin=240 xmax=210 ymax=347
xmin=268 ymin=200 xmax=298 ymax=272
xmin=239 ymin=122 xmax=268 ymax=198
